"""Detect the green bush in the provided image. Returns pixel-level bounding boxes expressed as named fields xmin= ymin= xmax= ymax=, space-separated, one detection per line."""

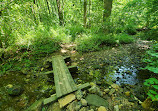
xmin=67 ymin=25 xmax=85 ymax=41
xmin=143 ymin=29 xmax=158 ymax=41
xmin=76 ymin=33 xmax=116 ymax=52
xmin=142 ymin=43 xmax=158 ymax=101
xmin=142 ymin=43 xmax=158 ymax=73
xmin=115 ymin=33 xmax=134 ymax=44
xmin=98 ymin=34 xmax=117 ymax=46
xmin=76 ymin=34 xmax=100 ymax=52
xmin=30 ymin=26 xmax=61 ymax=56
xmin=144 ymin=78 xmax=158 ymax=101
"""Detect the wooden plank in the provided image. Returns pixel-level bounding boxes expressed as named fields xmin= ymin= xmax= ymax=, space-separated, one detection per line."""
xmin=58 ymin=93 xmax=76 ymax=108
xmin=25 ymin=98 xmax=44 ymax=111
xmin=58 ymin=56 xmax=73 ymax=94
xmin=52 ymin=55 xmax=77 ymax=98
xmin=52 ymin=56 xmax=63 ymax=98
xmin=60 ymin=56 xmax=77 ymax=92
xmin=57 ymin=57 xmax=69 ymax=96
xmin=35 ymin=71 xmax=54 ymax=75
xmin=43 ymin=94 xmax=57 ymax=105
xmin=53 ymin=56 xmax=69 ymax=97
xmin=77 ymin=83 xmax=91 ymax=90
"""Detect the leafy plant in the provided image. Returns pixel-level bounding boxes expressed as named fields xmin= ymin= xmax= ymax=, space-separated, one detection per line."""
xmin=143 ymin=43 xmax=158 ymax=101
xmin=142 ymin=43 xmax=158 ymax=73
xmin=144 ymin=78 xmax=158 ymax=101
xmin=115 ymin=33 xmax=134 ymax=44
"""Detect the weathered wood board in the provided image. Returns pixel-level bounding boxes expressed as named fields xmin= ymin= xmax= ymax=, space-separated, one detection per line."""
xmin=52 ymin=55 xmax=77 ymax=98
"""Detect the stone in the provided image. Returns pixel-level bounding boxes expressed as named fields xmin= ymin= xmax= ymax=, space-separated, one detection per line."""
xmin=88 ymin=86 xmax=97 ymax=94
xmin=6 ymin=84 xmax=13 ymax=88
xmin=141 ymin=98 xmax=152 ymax=110
xmin=47 ymin=102 xmax=61 ymax=111
xmin=114 ymin=105 xmax=119 ymax=111
xmin=67 ymin=101 xmax=81 ymax=111
xmin=96 ymin=81 xmax=102 ymax=85
xmin=98 ymin=106 xmax=107 ymax=111
xmin=126 ymin=70 xmax=132 ymax=75
xmin=85 ymin=94 xmax=109 ymax=107
xmin=125 ymin=91 xmax=130 ymax=97
xmin=26 ymin=75 xmax=31 ymax=78
xmin=108 ymin=89 xmax=115 ymax=96
xmin=119 ymin=88 xmax=123 ymax=93
xmin=98 ymin=91 xmax=103 ymax=97
xmin=75 ymin=90 xmax=83 ymax=100
xmin=89 ymin=106 xmax=97 ymax=110
xmin=24 ymin=79 xmax=30 ymax=83
xmin=118 ymin=104 xmax=123 ymax=109
xmin=111 ymin=84 xmax=120 ymax=89
xmin=58 ymin=93 xmax=76 ymax=108
xmin=7 ymin=85 xmax=23 ymax=96
xmin=88 ymin=109 xmax=94 ymax=111
xmin=79 ymin=107 xmax=88 ymax=111
xmin=88 ymin=85 xmax=102 ymax=96
xmin=104 ymin=89 xmax=110 ymax=94
xmin=90 ymin=82 xmax=96 ymax=86
xmin=81 ymin=99 xmax=87 ymax=106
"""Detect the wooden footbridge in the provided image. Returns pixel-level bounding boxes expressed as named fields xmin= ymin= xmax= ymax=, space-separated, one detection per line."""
xmin=53 ymin=55 xmax=78 ymax=98
xmin=26 ymin=55 xmax=90 ymax=110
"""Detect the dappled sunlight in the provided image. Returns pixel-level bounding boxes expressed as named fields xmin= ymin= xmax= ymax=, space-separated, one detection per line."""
xmin=0 ymin=0 xmax=157 ymax=110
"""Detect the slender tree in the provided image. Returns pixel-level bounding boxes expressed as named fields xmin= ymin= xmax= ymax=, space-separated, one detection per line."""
xmin=84 ymin=0 xmax=87 ymax=27
xmin=103 ymin=0 xmax=113 ymax=22
xmin=88 ymin=0 xmax=91 ymax=28
xmin=56 ymin=0 xmax=64 ymax=25
xmin=46 ymin=0 xmax=51 ymax=14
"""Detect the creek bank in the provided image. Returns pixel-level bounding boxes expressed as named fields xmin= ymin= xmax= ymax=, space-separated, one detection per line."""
xmin=41 ymin=83 xmax=146 ymax=111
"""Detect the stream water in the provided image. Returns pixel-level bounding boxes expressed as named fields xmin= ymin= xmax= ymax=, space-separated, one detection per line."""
xmin=105 ymin=65 xmax=138 ymax=85
xmin=0 ymin=43 xmax=151 ymax=110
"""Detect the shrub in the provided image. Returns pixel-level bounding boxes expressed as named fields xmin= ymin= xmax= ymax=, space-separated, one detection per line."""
xmin=142 ymin=43 xmax=158 ymax=101
xmin=67 ymin=25 xmax=85 ymax=41
xmin=144 ymin=78 xmax=158 ymax=101
xmin=143 ymin=29 xmax=158 ymax=41
xmin=76 ymin=33 xmax=116 ymax=52
xmin=76 ymin=34 xmax=100 ymax=52
xmin=30 ymin=25 xmax=61 ymax=56
xmin=115 ymin=33 xmax=134 ymax=44
xmin=142 ymin=43 xmax=158 ymax=74
xmin=98 ymin=34 xmax=117 ymax=46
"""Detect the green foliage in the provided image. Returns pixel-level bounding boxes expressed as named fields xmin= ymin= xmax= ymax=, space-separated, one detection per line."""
xmin=89 ymin=70 xmax=101 ymax=81
xmin=143 ymin=43 xmax=158 ymax=101
xmin=115 ymin=33 xmax=134 ymax=44
xmin=142 ymin=43 xmax=158 ymax=73
xmin=30 ymin=25 xmax=61 ymax=55
xmin=66 ymin=25 xmax=85 ymax=41
xmin=76 ymin=33 xmax=116 ymax=52
xmin=144 ymin=78 xmax=158 ymax=101
xmin=142 ymin=29 xmax=158 ymax=41
xmin=76 ymin=34 xmax=100 ymax=52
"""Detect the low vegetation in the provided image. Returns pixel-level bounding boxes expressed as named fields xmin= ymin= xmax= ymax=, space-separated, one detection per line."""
xmin=0 ymin=0 xmax=158 ymax=110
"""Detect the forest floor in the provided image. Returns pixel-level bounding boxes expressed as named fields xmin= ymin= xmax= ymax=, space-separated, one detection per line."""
xmin=0 ymin=39 xmax=156 ymax=111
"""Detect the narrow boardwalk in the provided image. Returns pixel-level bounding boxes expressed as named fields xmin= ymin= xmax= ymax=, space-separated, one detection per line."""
xmin=52 ymin=55 xmax=77 ymax=98
xmin=26 ymin=55 xmax=90 ymax=109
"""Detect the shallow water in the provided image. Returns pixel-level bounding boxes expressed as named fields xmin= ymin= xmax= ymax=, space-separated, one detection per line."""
xmin=105 ymin=65 xmax=139 ymax=85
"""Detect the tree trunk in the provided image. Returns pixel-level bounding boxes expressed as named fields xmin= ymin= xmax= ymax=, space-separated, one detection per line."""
xmin=31 ymin=5 xmax=36 ymax=22
xmin=88 ymin=0 xmax=91 ymax=28
xmin=84 ymin=0 xmax=87 ymax=28
xmin=103 ymin=0 xmax=113 ymax=22
xmin=56 ymin=0 xmax=64 ymax=25
xmin=0 ymin=39 xmax=2 ymax=48
xmin=46 ymin=0 xmax=51 ymax=14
